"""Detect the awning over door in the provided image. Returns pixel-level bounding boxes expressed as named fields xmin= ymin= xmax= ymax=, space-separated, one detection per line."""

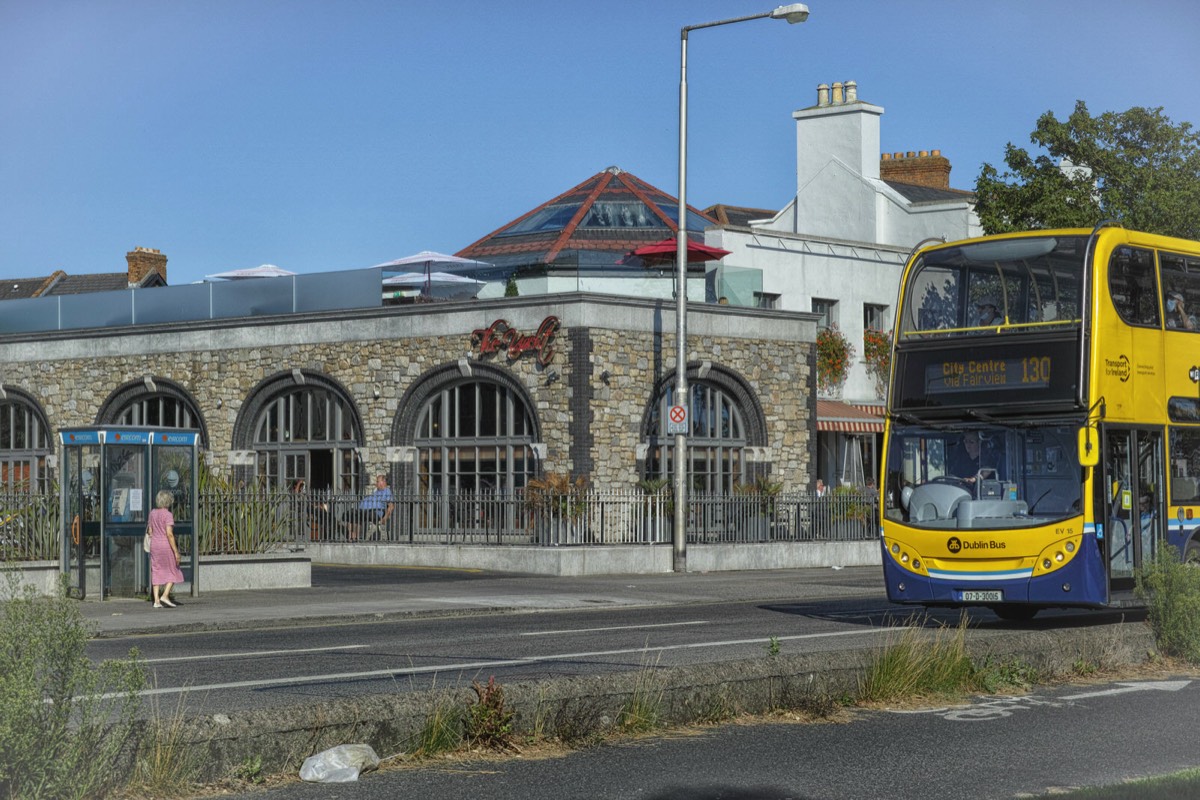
xmin=816 ymin=400 xmax=884 ymax=433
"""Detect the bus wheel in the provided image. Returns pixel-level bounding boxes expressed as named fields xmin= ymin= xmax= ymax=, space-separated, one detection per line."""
xmin=1185 ymin=540 xmax=1200 ymax=566
xmin=991 ymin=605 xmax=1038 ymax=621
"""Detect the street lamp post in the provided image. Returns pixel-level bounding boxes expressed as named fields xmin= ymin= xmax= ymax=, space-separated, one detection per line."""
xmin=673 ymin=4 xmax=809 ymax=572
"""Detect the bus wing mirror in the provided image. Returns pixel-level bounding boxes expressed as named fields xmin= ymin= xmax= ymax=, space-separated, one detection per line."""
xmin=1078 ymin=426 xmax=1100 ymax=467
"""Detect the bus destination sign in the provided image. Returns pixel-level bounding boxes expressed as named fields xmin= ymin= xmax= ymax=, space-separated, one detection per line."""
xmin=926 ymin=355 xmax=1051 ymax=394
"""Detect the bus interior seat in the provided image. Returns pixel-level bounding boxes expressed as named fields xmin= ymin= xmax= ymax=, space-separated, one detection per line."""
xmin=907 ymin=483 xmax=970 ymax=523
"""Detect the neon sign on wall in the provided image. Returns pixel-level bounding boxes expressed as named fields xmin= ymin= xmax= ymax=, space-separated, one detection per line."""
xmin=471 ymin=316 xmax=560 ymax=366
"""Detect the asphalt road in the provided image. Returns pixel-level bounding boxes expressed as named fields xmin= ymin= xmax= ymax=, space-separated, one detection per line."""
xmin=215 ymin=675 xmax=1200 ymax=800
xmin=86 ymin=565 xmax=1145 ymax=716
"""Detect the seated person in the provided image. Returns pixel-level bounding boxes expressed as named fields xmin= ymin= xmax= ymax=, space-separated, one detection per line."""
xmin=1166 ymin=291 xmax=1195 ymax=330
xmin=342 ymin=474 xmax=394 ymax=540
xmin=945 ymin=432 xmax=1004 ymax=487
xmin=974 ymin=300 xmax=1003 ymax=326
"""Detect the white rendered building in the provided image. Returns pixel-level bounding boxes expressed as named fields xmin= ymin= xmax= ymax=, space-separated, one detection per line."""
xmin=706 ymin=81 xmax=982 ymax=488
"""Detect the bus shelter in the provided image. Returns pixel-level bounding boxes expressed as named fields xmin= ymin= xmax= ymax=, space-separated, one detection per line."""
xmin=58 ymin=427 xmax=200 ymax=600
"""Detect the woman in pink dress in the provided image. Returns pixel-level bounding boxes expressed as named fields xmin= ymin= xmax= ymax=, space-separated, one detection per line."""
xmin=147 ymin=489 xmax=184 ymax=608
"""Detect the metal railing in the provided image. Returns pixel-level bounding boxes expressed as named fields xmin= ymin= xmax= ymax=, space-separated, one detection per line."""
xmin=0 ymin=489 xmax=878 ymax=562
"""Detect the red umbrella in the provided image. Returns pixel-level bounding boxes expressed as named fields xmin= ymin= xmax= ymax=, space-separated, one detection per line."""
xmin=626 ymin=238 xmax=731 ymax=266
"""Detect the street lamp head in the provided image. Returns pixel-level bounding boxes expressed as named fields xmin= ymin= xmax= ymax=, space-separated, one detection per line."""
xmin=770 ymin=3 xmax=810 ymax=23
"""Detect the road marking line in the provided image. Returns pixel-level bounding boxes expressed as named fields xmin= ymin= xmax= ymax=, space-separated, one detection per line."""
xmin=101 ymin=627 xmax=889 ymax=699
xmin=1061 ymin=680 xmax=1190 ymax=700
xmin=521 ymin=621 xmax=710 ymax=636
xmin=140 ymin=644 xmax=369 ymax=664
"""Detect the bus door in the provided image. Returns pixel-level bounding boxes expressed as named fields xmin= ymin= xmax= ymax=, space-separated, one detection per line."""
xmin=1102 ymin=427 xmax=1166 ymax=591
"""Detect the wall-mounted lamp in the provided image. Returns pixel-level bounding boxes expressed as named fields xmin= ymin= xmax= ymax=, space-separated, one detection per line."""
xmin=600 ymin=369 xmax=611 ymax=385
xmin=216 ymin=398 xmax=223 ymax=409
xmin=373 ymin=384 xmax=381 ymax=399
xmin=545 ymin=369 xmax=560 ymax=386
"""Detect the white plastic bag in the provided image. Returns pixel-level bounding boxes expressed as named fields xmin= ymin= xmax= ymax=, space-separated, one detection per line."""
xmin=299 ymin=744 xmax=380 ymax=783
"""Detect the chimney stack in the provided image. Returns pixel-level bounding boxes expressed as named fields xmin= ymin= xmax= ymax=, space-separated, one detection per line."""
xmin=879 ymin=149 xmax=952 ymax=190
xmin=126 ymin=247 xmax=167 ymax=285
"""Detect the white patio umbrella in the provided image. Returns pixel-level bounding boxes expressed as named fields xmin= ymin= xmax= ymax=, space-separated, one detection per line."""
xmin=382 ymin=271 xmax=486 ymax=301
xmin=205 ymin=264 xmax=296 ymax=281
xmin=371 ymin=250 xmax=494 ymax=275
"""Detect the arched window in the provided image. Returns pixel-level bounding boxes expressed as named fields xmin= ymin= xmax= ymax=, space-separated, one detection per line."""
xmin=642 ymin=367 xmax=766 ymax=494
xmin=236 ymin=372 xmax=363 ymax=493
xmin=414 ymin=380 xmax=536 ymax=494
xmin=98 ymin=378 xmax=208 ymax=445
xmin=0 ymin=390 xmax=52 ymax=493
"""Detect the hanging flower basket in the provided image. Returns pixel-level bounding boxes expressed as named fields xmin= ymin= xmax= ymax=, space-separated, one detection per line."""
xmin=862 ymin=327 xmax=892 ymax=400
xmin=816 ymin=324 xmax=854 ymax=397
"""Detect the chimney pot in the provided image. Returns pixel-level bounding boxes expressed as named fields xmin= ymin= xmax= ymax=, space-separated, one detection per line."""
xmin=831 ymin=81 xmax=844 ymax=104
xmin=845 ymin=80 xmax=857 ymax=102
xmin=817 ymin=83 xmax=829 ymax=107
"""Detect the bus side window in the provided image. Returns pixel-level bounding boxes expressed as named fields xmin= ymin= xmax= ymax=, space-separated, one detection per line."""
xmin=1161 ymin=252 xmax=1200 ymax=331
xmin=1170 ymin=427 xmax=1200 ymax=504
xmin=1109 ymin=246 xmax=1160 ymax=327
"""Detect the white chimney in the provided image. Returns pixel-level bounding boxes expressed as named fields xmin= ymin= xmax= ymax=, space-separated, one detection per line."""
xmin=793 ymin=80 xmax=884 ymax=191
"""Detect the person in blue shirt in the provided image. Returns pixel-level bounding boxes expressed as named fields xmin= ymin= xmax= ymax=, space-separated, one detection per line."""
xmin=343 ymin=474 xmax=394 ymax=541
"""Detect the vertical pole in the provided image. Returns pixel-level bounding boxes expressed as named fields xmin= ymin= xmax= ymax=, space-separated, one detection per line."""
xmin=673 ymin=29 xmax=690 ymax=573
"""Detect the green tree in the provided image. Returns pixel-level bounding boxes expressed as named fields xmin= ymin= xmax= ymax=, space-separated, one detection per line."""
xmin=974 ymin=101 xmax=1200 ymax=238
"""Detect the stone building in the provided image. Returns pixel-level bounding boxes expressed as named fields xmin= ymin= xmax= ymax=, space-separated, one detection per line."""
xmin=0 ymin=276 xmax=816 ymax=499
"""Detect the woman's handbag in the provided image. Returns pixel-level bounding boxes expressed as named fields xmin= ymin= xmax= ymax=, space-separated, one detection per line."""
xmin=143 ymin=528 xmax=151 ymax=553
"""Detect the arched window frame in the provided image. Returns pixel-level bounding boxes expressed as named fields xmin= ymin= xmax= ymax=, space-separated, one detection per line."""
xmin=0 ymin=388 xmax=53 ymax=494
xmin=392 ymin=362 xmax=542 ymax=495
xmin=233 ymin=371 xmax=364 ymax=493
xmin=640 ymin=363 xmax=768 ymax=494
xmin=96 ymin=377 xmax=209 ymax=446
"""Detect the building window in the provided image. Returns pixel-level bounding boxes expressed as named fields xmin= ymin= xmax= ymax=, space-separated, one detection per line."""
xmin=864 ymin=303 xmax=888 ymax=332
xmin=754 ymin=292 xmax=781 ymax=310
xmin=644 ymin=382 xmax=748 ymax=494
xmin=0 ymin=392 xmax=52 ymax=493
xmin=812 ymin=298 xmax=837 ymax=329
xmin=414 ymin=381 xmax=536 ymax=494
xmin=252 ymin=385 xmax=361 ymax=493
xmin=98 ymin=377 xmax=209 ymax=446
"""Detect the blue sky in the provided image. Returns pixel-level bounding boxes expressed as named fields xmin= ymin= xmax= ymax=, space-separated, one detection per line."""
xmin=2 ymin=0 xmax=1198 ymax=285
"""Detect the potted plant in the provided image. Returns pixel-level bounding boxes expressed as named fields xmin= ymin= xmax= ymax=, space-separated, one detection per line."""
xmin=636 ymin=477 xmax=671 ymax=542
xmin=525 ymin=472 xmax=588 ymax=544
xmin=732 ymin=476 xmax=783 ymax=541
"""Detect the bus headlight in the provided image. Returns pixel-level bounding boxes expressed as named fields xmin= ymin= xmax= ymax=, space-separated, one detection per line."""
xmin=1055 ymin=551 xmax=1064 ymax=562
xmin=1043 ymin=558 xmax=1052 ymax=570
xmin=891 ymin=543 xmax=900 ymax=554
xmin=1065 ymin=541 xmax=1075 ymax=553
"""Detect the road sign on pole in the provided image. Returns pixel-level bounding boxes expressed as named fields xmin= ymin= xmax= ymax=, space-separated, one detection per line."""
xmin=667 ymin=404 xmax=688 ymax=435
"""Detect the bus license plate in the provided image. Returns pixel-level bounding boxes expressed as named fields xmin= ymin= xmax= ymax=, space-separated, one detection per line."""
xmin=962 ymin=590 xmax=1002 ymax=602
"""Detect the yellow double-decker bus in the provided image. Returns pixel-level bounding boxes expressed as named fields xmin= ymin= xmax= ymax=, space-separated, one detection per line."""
xmin=880 ymin=223 xmax=1200 ymax=620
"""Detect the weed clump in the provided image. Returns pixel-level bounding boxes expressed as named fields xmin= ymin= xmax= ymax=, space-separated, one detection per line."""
xmin=1138 ymin=547 xmax=1200 ymax=663
xmin=465 ymin=677 xmax=516 ymax=751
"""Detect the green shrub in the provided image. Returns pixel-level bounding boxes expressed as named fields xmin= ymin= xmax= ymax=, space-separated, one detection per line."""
xmin=1137 ymin=547 xmax=1200 ymax=662
xmin=0 ymin=576 xmax=145 ymax=799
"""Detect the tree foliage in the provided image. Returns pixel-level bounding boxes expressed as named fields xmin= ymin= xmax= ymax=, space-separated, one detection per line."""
xmin=974 ymin=101 xmax=1200 ymax=238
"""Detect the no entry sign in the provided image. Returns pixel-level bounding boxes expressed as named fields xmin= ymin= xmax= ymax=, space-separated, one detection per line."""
xmin=667 ymin=404 xmax=688 ymax=434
